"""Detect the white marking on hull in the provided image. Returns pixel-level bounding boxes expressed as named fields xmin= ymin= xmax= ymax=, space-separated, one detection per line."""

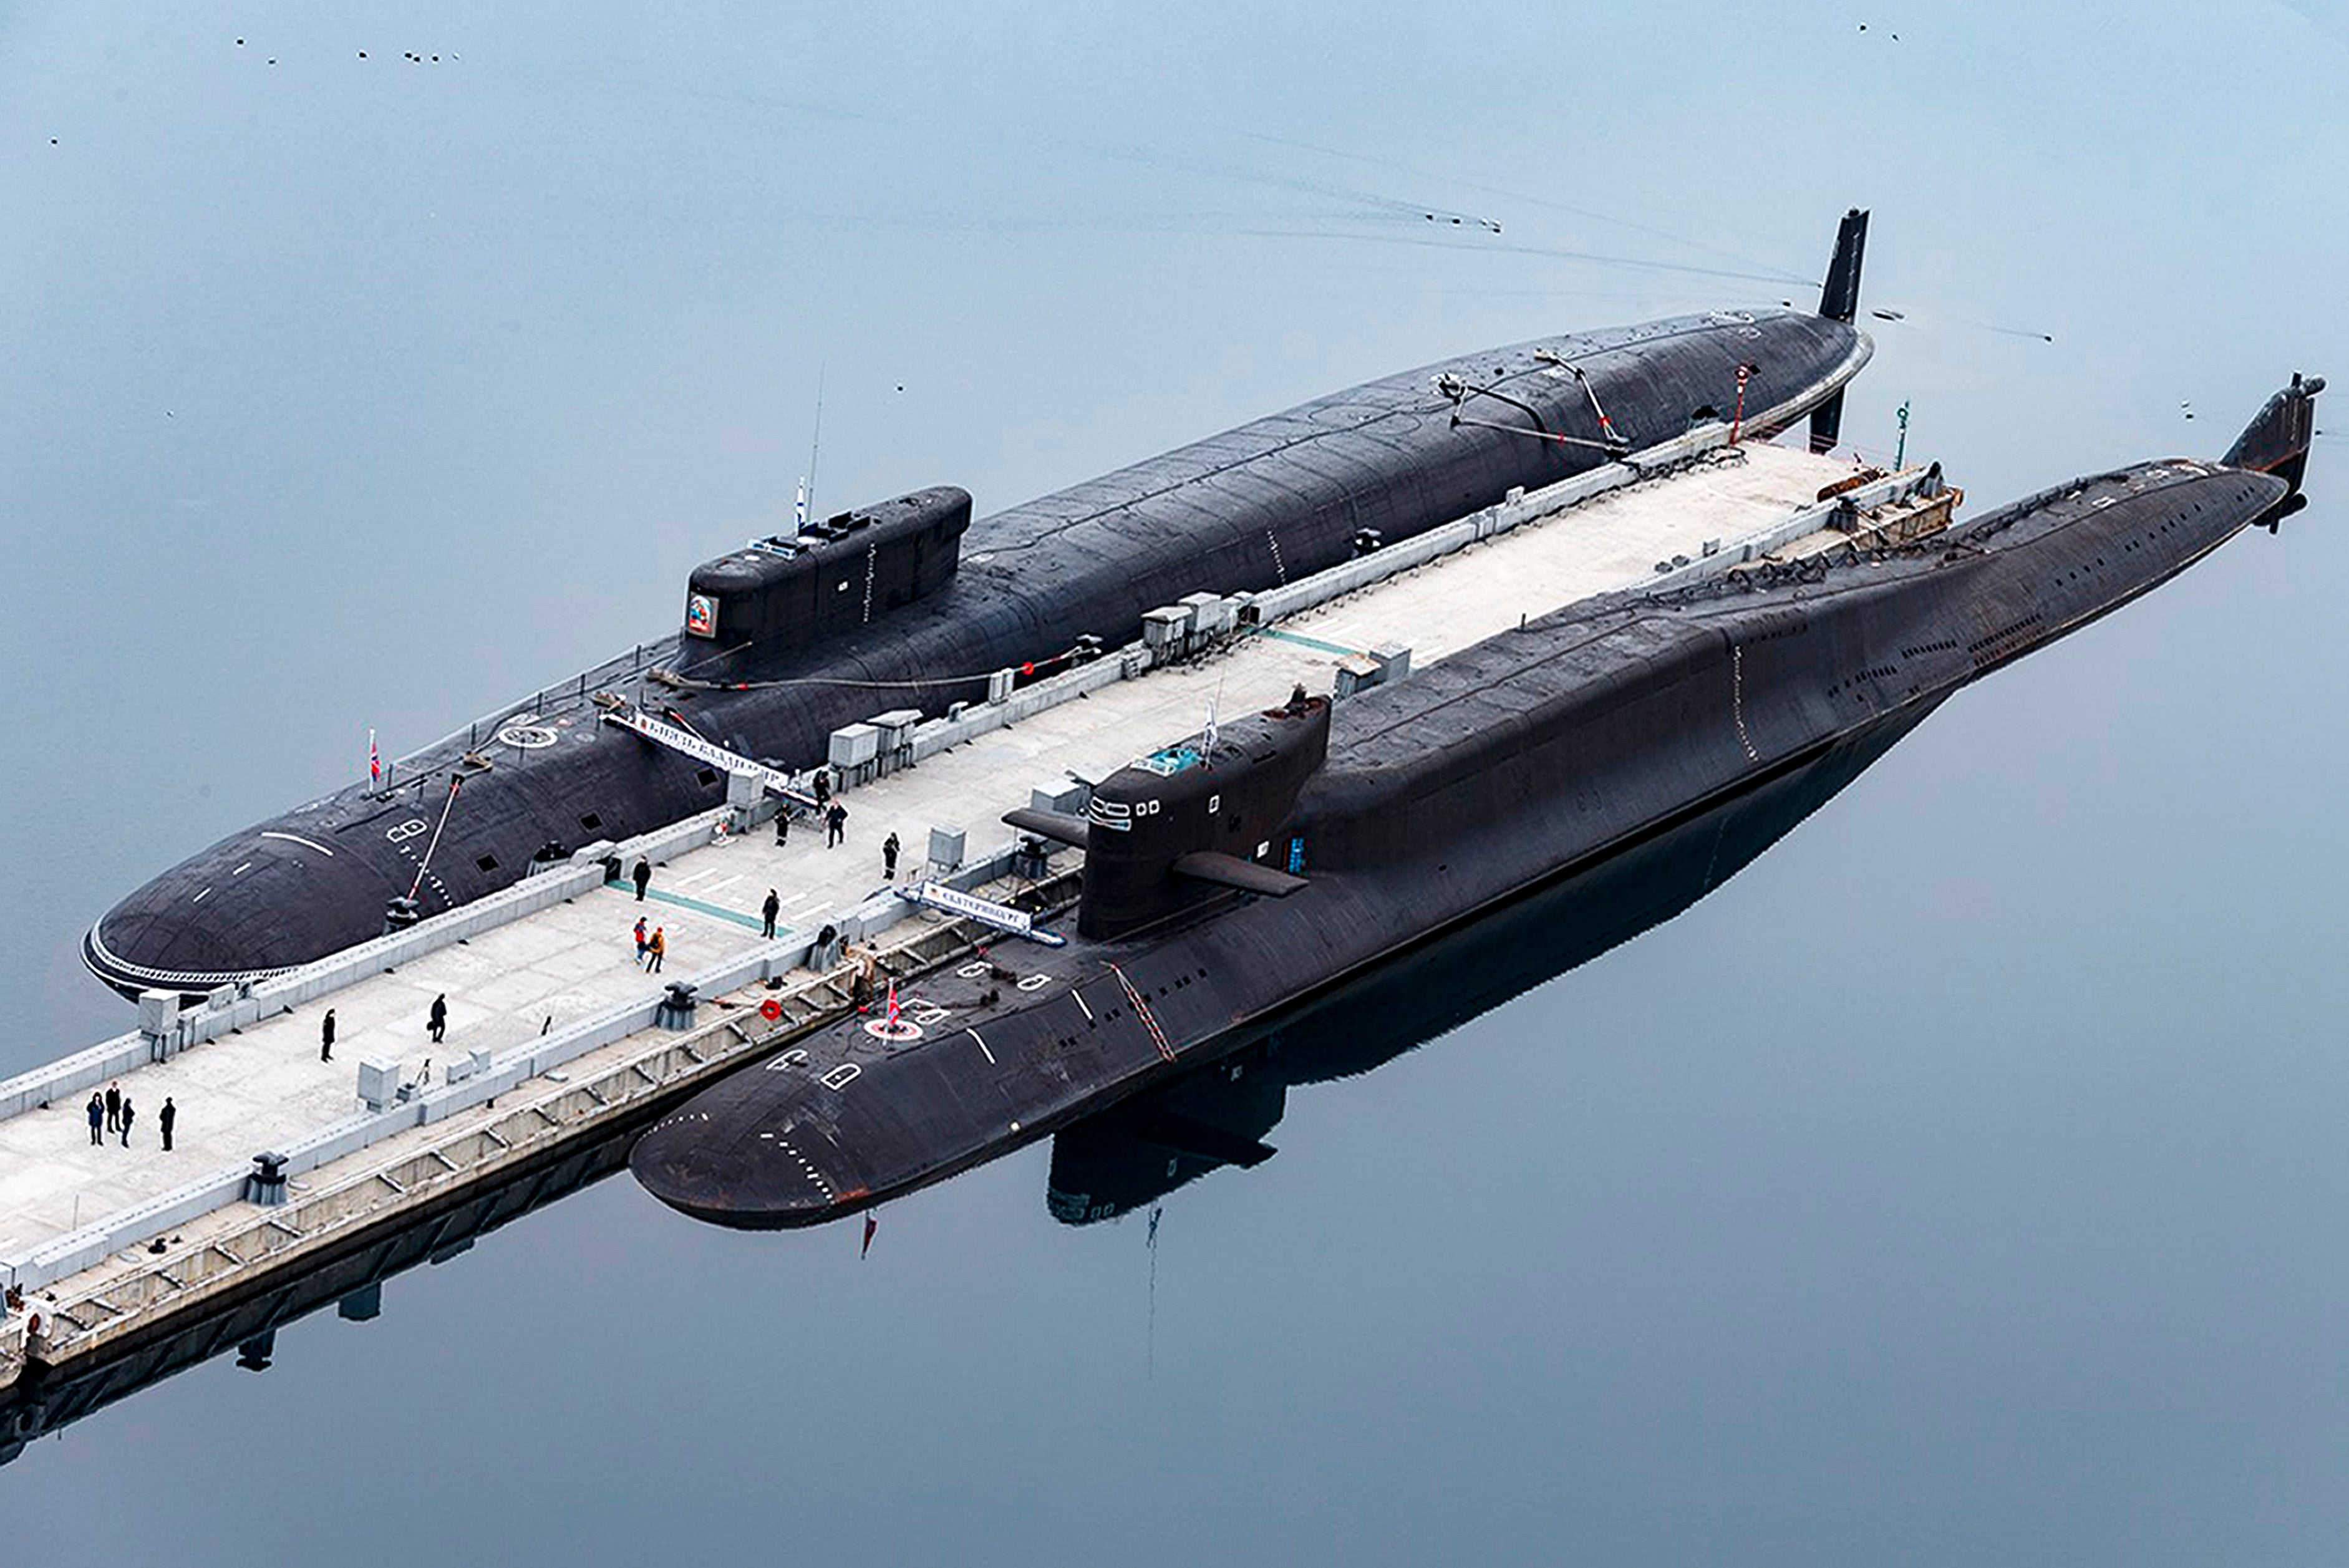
xmin=260 ymin=831 xmax=336 ymax=856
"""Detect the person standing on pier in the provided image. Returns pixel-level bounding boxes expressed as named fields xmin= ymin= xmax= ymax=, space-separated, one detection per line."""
xmin=762 ymin=889 xmax=781 ymax=939
xmin=633 ymin=916 xmax=649 ymax=965
xmin=160 ymin=1096 xmax=177 ymax=1152
xmin=104 ymin=1080 xmax=121 ymax=1134
xmin=632 ymin=856 xmax=652 ymax=901
xmin=321 ymin=1007 xmax=336 ymax=1062
xmin=428 ymin=994 xmax=448 ymax=1045
xmin=825 ymin=801 xmax=848 ymax=848
xmin=87 ymin=1091 xmax=104 ymax=1146
xmin=775 ymin=808 xmax=790 ymax=846
xmin=119 ymin=1096 xmax=135 ymax=1148
xmin=882 ymin=833 xmax=901 ymax=881
xmin=647 ymin=926 xmax=667 ymax=974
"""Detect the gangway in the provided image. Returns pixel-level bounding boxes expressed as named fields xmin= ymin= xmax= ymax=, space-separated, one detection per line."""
xmin=601 ymin=708 xmax=821 ymax=811
xmin=897 ymin=880 xmax=1068 ymax=947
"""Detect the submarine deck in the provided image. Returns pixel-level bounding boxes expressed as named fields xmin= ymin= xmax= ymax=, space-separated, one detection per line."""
xmin=0 ymin=433 xmax=1901 ymax=1390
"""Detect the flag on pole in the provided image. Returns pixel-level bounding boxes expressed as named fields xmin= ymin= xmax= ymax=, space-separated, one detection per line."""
xmin=368 ymin=729 xmax=382 ymax=787
xmin=861 ymin=1211 xmax=878 ymax=1259
xmin=885 ymin=977 xmax=901 ymax=1030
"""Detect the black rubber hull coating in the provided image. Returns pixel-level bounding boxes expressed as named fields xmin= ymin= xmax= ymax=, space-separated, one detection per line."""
xmin=627 ymin=457 xmax=2290 ymax=1229
xmin=85 ymin=310 xmax=1866 ymax=996
xmin=1045 ymin=695 xmax=1931 ymax=1226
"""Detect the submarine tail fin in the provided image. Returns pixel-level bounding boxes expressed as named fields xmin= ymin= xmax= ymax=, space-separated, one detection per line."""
xmin=1816 ymin=207 xmax=1869 ymax=324
xmin=2224 ymin=373 xmax=2324 ymax=495
xmin=1808 ymin=206 xmax=1870 ymax=455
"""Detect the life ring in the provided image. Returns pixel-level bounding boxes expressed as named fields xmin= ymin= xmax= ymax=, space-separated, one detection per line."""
xmin=759 ymin=999 xmax=784 ymax=1022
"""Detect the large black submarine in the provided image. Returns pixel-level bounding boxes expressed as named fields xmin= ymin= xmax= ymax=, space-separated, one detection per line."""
xmin=82 ymin=215 xmax=1878 ymax=997
xmin=627 ymin=375 xmax=2324 ymax=1229
xmin=1044 ymin=699 xmax=1936 ymax=1227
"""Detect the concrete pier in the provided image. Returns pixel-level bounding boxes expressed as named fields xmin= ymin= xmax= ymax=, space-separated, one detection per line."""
xmin=0 ymin=430 xmax=1935 ymax=1397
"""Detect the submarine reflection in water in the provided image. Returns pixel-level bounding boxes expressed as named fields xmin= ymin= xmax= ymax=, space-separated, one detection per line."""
xmin=1045 ymin=702 xmax=1934 ymax=1226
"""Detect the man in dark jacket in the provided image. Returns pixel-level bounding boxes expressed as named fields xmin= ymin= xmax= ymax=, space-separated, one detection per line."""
xmin=87 ymin=1092 xmax=104 ymax=1145
xmin=104 ymin=1080 xmax=121 ymax=1133
xmin=321 ymin=1008 xmax=337 ymax=1062
xmin=160 ymin=1096 xmax=177 ymax=1151
xmin=632 ymin=857 xmax=652 ymax=901
xmin=428 ymin=994 xmax=448 ymax=1044
xmin=882 ymin=833 xmax=901 ymax=881
xmin=761 ymin=889 xmax=781 ymax=939
xmin=825 ymin=801 xmax=848 ymax=848
xmin=119 ymin=1096 xmax=136 ymax=1148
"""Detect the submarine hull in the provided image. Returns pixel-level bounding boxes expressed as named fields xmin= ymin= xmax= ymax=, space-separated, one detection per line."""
xmin=85 ymin=311 xmax=1869 ymax=997
xmin=1044 ymin=694 xmax=1938 ymax=1226
xmin=630 ymin=452 xmax=2296 ymax=1229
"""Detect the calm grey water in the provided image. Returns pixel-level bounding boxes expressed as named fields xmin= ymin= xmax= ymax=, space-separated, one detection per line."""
xmin=6 ymin=3 xmax=2349 ymax=1561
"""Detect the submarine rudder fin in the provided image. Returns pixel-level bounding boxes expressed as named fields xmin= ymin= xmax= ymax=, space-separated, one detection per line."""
xmin=1807 ymin=206 xmax=1870 ymax=455
xmin=2223 ymin=373 xmax=2325 ymax=516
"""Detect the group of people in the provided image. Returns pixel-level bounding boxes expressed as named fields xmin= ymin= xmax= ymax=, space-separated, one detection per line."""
xmin=85 ymin=1080 xmax=176 ymax=1151
xmin=788 ymin=786 xmax=899 ymax=873
xmin=74 ymin=768 xmax=932 ymax=1162
xmin=316 ymin=992 xmax=452 ymax=1064
xmin=633 ymin=770 xmax=911 ymax=963
xmin=775 ymin=796 xmax=856 ymax=851
xmin=788 ymin=770 xmax=853 ymax=851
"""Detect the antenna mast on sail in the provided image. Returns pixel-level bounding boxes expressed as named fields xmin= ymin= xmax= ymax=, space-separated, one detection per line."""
xmin=805 ymin=362 xmax=826 ymax=525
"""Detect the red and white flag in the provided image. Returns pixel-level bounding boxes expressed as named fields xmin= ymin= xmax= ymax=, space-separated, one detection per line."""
xmin=368 ymin=729 xmax=382 ymax=787
xmin=884 ymin=978 xmax=900 ymax=1030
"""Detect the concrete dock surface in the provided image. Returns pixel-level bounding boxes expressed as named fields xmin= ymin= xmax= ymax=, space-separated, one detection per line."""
xmin=0 ymin=434 xmax=1891 ymax=1385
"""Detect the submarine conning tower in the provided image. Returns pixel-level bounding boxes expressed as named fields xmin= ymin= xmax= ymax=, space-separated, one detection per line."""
xmin=682 ymin=485 xmax=971 ymax=652
xmin=1073 ymin=691 xmax=1330 ymax=941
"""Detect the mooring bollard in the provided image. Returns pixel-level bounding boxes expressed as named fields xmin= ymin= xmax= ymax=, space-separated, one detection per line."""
xmin=246 ymin=1151 xmax=289 ymax=1206
xmin=656 ymin=982 xmax=699 ymax=1030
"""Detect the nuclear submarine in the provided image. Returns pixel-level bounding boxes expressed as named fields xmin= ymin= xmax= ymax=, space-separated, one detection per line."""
xmin=82 ymin=214 xmax=1877 ymax=998
xmin=626 ymin=375 xmax=2323 ymax=1229
xmin=1044 ymin=699 xmax=1935 ymax=1227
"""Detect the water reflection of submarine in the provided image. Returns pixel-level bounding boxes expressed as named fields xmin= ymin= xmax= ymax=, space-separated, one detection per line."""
xmin=1044 ymin=702 xmax=1934 ymax=1225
